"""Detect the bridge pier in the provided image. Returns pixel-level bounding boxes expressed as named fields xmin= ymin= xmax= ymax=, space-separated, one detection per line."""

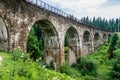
xmin=68 ymin=38 xmax=81 ymax=65
xmin=44 ymin=36 xmax=60 ymax=66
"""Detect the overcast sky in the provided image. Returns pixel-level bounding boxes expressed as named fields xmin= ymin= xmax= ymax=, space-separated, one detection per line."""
xmin=43 ymin=0 xmax=120 ymax=19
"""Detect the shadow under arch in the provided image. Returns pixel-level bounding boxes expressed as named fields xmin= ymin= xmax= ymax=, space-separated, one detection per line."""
xmin=27 ymin=19 xmax=60 ymax=67
xmin=0 ymin=16 xmax=9 ymax=52
xmin=64 ymin=27 xmax=80 ymax=65
xmin=108 ymin=34 xmax=111 ymax=38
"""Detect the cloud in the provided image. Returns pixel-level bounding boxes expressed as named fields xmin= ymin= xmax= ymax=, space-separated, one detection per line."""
xmin=102 ymin=0 xmax=120 ymax=7
xmin=42 ymin=0 xmax=120 ymax=19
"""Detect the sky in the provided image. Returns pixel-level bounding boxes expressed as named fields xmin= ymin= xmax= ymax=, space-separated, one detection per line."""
xmin=42 ymin=0 xmax=120 ymax=20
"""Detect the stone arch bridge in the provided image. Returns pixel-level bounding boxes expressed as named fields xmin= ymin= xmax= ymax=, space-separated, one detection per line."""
xmin=0 ymin=0 xmax=113 ymax=65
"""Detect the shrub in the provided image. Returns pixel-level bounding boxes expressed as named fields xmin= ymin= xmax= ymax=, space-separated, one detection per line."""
xmin=11 ymin=48 xmax=29 ymax=61
xmin=11 ymin=48 xmax=23 ymax=61
xmin=64 ymin=47 xmax=68 ymax=60
xmin=46 ymin=61 xmax=55 ymax=70
xmin=99 ymin=44 xmax=108 ymax=50
xmin=108 ymin=33 xmax=119 ymax=59
xmin=109 ymin=49 xmax=120 ymax=79
xmin=72 ymin=57 xmax=97 ymax=76
xmin=58 ymin=62 xmax=80 ymax=78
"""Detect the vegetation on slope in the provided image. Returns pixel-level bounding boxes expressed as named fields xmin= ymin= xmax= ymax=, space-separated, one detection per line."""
xmin=58 ymin=33 xmax=120 ymax=80
xmin=0 ymin=50 xmax=74 ymax=80
xmin=1 ymin=33 xmax=120 ymax=80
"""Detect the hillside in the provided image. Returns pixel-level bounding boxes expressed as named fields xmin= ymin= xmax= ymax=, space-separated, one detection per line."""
xmin=0 ymin=33 xmax=120 ymax=80
xmin=0 ymin=51 xmax=75 ymax=80
xmin=0 ymin=45 xmax=110 ymax=80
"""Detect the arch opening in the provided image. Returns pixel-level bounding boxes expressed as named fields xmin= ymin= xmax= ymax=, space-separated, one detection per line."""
xmin=82 ymin=30 xmax=92 ymax=54
xmin=83 ymin=31 xmax=91 ymax=43
xmin=0 ymin=17 xmax=9 ymax=52
xmin=108 ymin=34 xmax=111 ymax=38
xmin=108 ymin=34 xmax=112 ymax=42
xmin=64 ymin=27 xmax=80 ymax=65
xmin=103 ymin=34 xmax=107 ymax=42
xmin=27 ymin=20 xmax=60 ymax=66
xmin=94 ymin=33 xmax=100 ymax=48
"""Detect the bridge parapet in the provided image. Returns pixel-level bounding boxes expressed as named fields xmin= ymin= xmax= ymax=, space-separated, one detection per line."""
xmin=26 ymin=0 xmax=81 ymax=23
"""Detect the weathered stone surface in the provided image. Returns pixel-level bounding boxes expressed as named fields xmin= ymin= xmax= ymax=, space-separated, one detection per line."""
xmin=0 ymin=0 xmax=113 ymax=65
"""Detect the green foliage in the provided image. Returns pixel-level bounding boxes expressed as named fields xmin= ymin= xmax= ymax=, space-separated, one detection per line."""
xmin=99 ymin=43 xmax=108 ymax=50
xmin=3 ymin=33 xmax=120 ymax=80
xmin=58 ymin=62 xmax=80 ymax=79
xmin=64 ymin=47 xmax=68 ymax=61
xmin=27 ymin=24 xmax=44 ymax=60
xmin=11 ymin=48 xmax=29 ymax=62
xmin=108 ymin=34 xmax=120 ymax=80
xmin=81 ymin=17 xmax=120 ymax=32
xmin=64 ymin=47 xmax=68 ymax=53
xmin=64 ymin=35 xmax=68 ymax=46
xmin=72 ymin=57 xmax=97 ymax=76
xmin=45 ymin=61 xmax=55 ymax=70
xmin=115 ymin=40 xmax=120 ymax=49
xmin=107 ymin=33 xmax=119 ymax=59
xmin=0 ymin=52 xmax=75 ymax=80
xmin=109 ymin=49 xmax=120 ymax=80
xmin=89 ymin=48 xmax=110 ymax=80
xmin=64 ymin=34 xmax=69 ymax=61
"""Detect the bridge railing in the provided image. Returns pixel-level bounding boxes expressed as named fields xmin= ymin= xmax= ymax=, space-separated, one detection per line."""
xmin=25 ymin=0 xmax=81 ymax=23
xmin=25 ymin=0 xmax=113 ymax=32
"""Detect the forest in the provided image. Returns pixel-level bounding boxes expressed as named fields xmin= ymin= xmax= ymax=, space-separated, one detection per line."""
xmin=81 ymin=17 xmax=120 ymax=32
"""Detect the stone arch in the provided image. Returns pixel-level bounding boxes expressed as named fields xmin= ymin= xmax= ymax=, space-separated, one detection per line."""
xmin=0 ymin=16 xmax=9 ymax=52
xmin=27 ymin=19 xmax=60 ymax=66
xmin=83 ymin=30 xmax=91 ymax=42
xmin=94 ymin=33 xmax=100 ymax=47
xmin=103 ymin=34 xmax=107 ymax=42
xmin=82 ymin=30 xmax=92 ymax=54
xmin=108 ymin=34 xmax=111 ymax=38
xmin=64 ymin=27 xmax=80 ymax=65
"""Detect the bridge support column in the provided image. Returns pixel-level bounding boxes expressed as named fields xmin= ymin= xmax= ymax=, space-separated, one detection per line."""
xmin=44 ymin=36 xmax=60 ymax=67
xmin=91 ymin=38 xmax=94 ymax=53
xmin=59 ymin=39 xmax=64 ymax=64
xmin=68 ymin=38 xmax=80 ymax=65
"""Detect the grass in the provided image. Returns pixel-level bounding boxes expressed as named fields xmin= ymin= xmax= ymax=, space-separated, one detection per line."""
xmin=0 ymin=52 xmax=75 ymax=80
xmin=0 ymin=44 xmax=112 ymax=80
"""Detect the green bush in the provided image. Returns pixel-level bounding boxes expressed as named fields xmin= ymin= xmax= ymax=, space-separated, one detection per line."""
xmin=11 ymin=48 xmax=23 ymax=61
xmin=109 ymin=49 xmax=120 ymax=80
xmin=58 ymin=62 xmax=80 ymax=78
xmin=11 ymin=48 xmax=29 ymax=62
xmin=108 ymin=33 xmax=119 ymax=59
xmin=64 ymin=47 xmax=68 ymax=61
xmin=99 ymin=44 xmax=108 ymax=50
xmin=64 ymin=47 xmax=68 ymax=53
xmin=72 ymin=57 xmax=97 ymax=76
xmin=0 ymin=52 xmax=75 ymax=80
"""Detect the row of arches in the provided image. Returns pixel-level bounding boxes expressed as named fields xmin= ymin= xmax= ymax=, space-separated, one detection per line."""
xmin=82 ymin=30 xmax=108 ymax=54
xmin=0 ymin=17 xmax=111 ymax=66
xmin=27 ymin=19 xmax=110 ymax=65
xmin=83 ymin=30 xmax=107 ymax=44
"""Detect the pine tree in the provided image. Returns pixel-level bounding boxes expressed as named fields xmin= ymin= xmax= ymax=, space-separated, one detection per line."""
xmin=107 ymin=34 xmax=119 ymax=59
